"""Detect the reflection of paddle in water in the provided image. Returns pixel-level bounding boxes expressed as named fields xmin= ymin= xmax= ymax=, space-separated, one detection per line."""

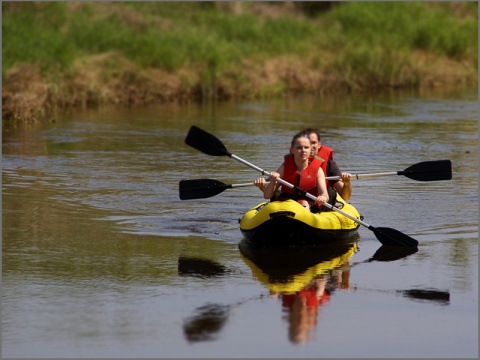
xmin=178 ymin=255 xmax=263 ymax=343
xmin=398 ymin=289 xmax=450 ymax=304
xmin=179 ymin=243 xmax=447 ymax=344
xmin=347 ymin=246 xmax=450 ymax=305
xmin=182 ymin=296 xmax=267 ymax=343
xmin=178 ymin=256 xmax=229 ymax=278
xmin=183 ymin=303 xmax=230 ymax=342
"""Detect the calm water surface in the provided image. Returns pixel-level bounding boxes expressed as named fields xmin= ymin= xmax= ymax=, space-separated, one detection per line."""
xmin=2 ymin=89 xmax=478 ymax=358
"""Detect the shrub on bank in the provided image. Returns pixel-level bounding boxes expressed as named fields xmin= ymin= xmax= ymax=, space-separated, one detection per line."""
xmin=2 ymin=2 xmax=478 ymax=125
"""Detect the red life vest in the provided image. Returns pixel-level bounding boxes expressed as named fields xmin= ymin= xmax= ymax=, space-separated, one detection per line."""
xmin=318 ymin=145 xmax=333 ymax=163
xmin=281 ymin=154 xmax=322 ymax=197
xmin=317 ymin=145 xmax=334 ymax=188
xmin=281 ymin=288 xmax=330 ymax=308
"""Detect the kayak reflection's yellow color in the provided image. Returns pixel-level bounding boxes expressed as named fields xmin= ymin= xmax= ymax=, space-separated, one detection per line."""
xmin=239 ymin=241 xmax=357 ymax=295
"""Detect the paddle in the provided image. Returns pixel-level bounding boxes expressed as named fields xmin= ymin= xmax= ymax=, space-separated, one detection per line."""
xmin=362 ymin=244 xmax=418 ymax=263
xmin=179 ymin=158 xmax=452 ymax=199
xmin=179 ymin=179 xmax=259 ymax=200
xmin=178 ymin=256 xmax=229 ymax=278
xmin=325 ymin=160 xmax=452 ymax=182
xmin=184 ymin=125 xmax=419 ymax=247
xmin=183 ymin=303 xmax=230 ymax=342
xmin=398 ymin=289 xmax=450 ymax=304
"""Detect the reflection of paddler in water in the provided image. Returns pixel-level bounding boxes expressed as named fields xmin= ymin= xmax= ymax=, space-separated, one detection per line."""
xmin=281 ymin=275 xmax=330 ymax=344
xmin=179 ymin=242 xmax=423 ymax=344
xmin=277 ymin=261 xmax=351 ymax=344
xmin=239 ymin=240 xmax=357 ymax=344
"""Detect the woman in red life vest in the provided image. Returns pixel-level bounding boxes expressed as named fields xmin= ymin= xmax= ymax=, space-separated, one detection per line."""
xmin=301 ymin=128 xmax=352 ymax=201
xmin=261 ymin=132 xmax=328 ymax=211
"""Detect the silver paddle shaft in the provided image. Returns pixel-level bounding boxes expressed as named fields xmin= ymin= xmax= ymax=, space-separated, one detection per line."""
xmin=326 ymin=172 xmax=398 ymax=180
xmin=230 ymin=154 xmax=370 ymax=229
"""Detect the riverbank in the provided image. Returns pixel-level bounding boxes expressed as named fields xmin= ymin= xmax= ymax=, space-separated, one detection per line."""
xmin=2 ymin=2 xmax=478 ymax=127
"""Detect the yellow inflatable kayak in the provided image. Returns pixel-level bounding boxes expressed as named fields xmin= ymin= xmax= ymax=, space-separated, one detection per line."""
xmin=239 ymin=195 xmax=361 ymax=246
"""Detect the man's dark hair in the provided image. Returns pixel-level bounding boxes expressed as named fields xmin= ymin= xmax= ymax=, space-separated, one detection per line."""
xmin=301 ymin=128 xmax=321 ymax=141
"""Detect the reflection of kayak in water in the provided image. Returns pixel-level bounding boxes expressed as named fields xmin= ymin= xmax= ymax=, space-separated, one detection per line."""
xmin=239 ymin=239 xmax=358 ymax=294
xmin=239 ymin=197 xmax=361 ymax=246
xmin=239 ymin=239 xmax=358 ymax=345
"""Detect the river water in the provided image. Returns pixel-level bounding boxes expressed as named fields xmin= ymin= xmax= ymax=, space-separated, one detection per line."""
xmin=2 ymin=88 xmax=478 ymax=358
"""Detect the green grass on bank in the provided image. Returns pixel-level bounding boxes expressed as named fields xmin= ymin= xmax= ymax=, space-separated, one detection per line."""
xmin=3 ymin=2 xmax=478 ymax=80
xmin=2 ymin=2 xmax=318 ymax=76
xmin=326 ymin=2 xmax=477 ymax=58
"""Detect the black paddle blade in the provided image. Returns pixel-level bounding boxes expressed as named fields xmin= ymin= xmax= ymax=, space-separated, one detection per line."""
xmin=178 ymin=256 xmax=228 ymax=278
xmin=183 ymin=303 xmax=230 ymax=342
xmin=370 ymin=226 xmax=419 ymax=247
xmin=399 ymin=289 xmax=450 ymax=304
xmin=179 ymin=179 xmax=231 ymax=200
xmin=400 ymin=160 xmax=452 ymax=181
xmin=185 ymin=126 xmax=231 ymax=157
xmin=370 ymin=245 xmax=418 ymax=262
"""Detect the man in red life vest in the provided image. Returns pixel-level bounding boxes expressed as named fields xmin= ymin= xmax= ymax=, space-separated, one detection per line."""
xmin=254 ymin=129 xmax=352 ymax=205
xmin=301 ymin=128 xmax=352 ymax=201
xmin=259 ymin=132 xmax=329 ymax=211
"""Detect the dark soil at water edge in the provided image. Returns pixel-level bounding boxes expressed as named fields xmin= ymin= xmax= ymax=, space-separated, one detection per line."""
xmin=2 ymin=2 xmax=478 ymax=127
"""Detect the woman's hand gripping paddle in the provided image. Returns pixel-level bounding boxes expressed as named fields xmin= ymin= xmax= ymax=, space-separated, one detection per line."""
xmin=183 ymin=125 xmax=418 ymax=248
xmin=180 ymin=158 xmax=452 ymax=200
